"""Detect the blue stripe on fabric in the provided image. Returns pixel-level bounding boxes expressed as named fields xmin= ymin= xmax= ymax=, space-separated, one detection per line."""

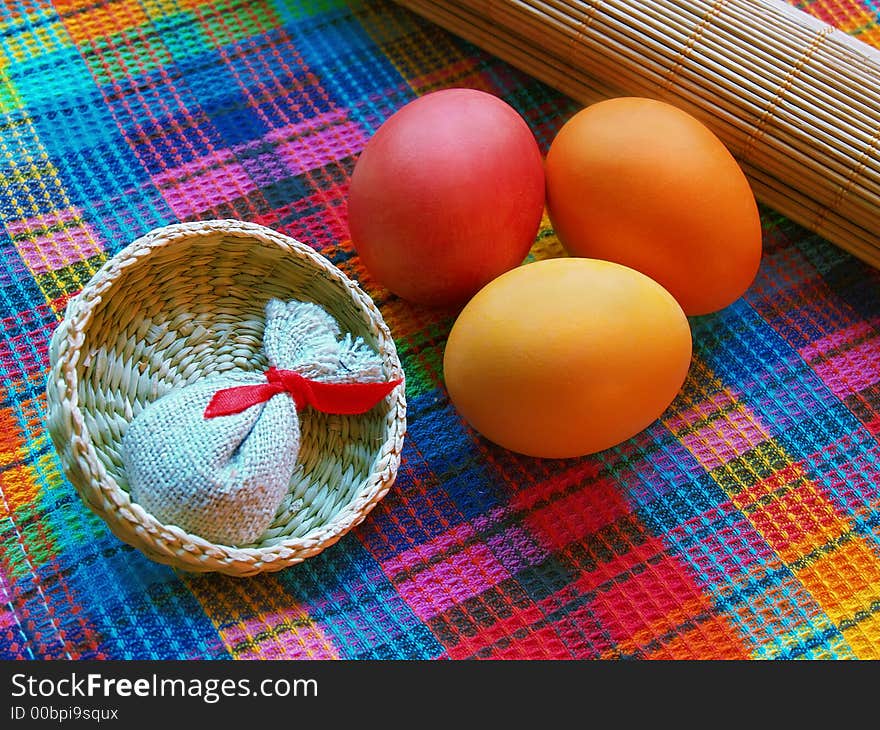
xmin=9 ymin=51 xmax=151 ymax=207
xmin=410 ymin=390 xmax=506 ymax=519
xmin=58 ymin=534 xmax=227 ymax=660
xmin=692 ymin=301 xmax=862 ymax=460
xmin=281 ymin=9 xmax=409 ymax=133
xmin=0 ymin=244 xmax=45 ymax=311
xmin=602 ymin=421 xmax=709 ymax=506
xmin=692 ymin=299 xmax=794 ymax=387
xmin=278 ymin=536 xmax=443 ymax=659
xmin=174 ymin=41 xmax=335 ymax=116
xmin=636 ymin=473 xmax=728 ymax=535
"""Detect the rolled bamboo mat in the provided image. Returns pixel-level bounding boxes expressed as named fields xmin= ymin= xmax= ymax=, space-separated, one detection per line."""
xmin=396 ymin=0 xmax=880 ymax=269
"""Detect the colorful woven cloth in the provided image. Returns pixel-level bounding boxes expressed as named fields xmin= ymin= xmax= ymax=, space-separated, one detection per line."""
xmin=1 ymin=0 xmax=879 ymax=660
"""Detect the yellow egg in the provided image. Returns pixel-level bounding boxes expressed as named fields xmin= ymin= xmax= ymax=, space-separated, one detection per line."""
xmin=442 ymin=257 xmax=692 ymax=458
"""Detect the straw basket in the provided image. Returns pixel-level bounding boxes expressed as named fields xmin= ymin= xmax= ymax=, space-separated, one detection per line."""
xmin=45 ymin=219 xmax=407 ymax=577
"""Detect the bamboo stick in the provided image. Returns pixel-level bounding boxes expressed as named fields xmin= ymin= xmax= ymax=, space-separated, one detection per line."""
xmin=419 ymin=0 xmax=880 ymax=239
xmin=397 ymin=0 xmax=880 ymax=269
xmin=503 ymin=0 xmax=880 ymax=182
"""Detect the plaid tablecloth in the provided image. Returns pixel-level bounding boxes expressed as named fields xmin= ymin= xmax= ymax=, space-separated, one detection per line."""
xmin=1 ymin=0 xmax=879 ymax=660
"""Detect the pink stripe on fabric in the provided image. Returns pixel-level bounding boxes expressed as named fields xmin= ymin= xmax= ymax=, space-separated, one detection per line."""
xmin=149 ymin=149 xmax=237 ymax=186
xmin=0 ymin=607 xmax=16 ymax=633
xmin=262 ymin=109 xmax=352 ymax=144
xmin=8 ymin=209 xmax=104 ymax=275
xmin=805 ymin=331 xmax=880 ymax=399
xmin=393 ymin=543 xmax=512 ymax=621
xmin=382 ymin=520 xmax=482 ymax=576
xmin=275 ymin=122 xmax=368 ymax=176
xmin=383 ymin=508 xmax=551 ymax=582
xmin=157 ymin=160 xmax=257 ymax=219
xmin=799 ymin=321 xmax=874 ymax=360
xmin=483 ymin=522 xmax=552 ymax=574
xmin=664 ymin=390 xmax=745 ymax=430
xmin=5 ymin=208 xmax=79 ymax=236
xmin=1 ymin=324 xmax=54 ymax=380
xmin=0 ymin=565 xmax=31 ymax=656
xmin=666 ymin=392 xmax=772 ymax=471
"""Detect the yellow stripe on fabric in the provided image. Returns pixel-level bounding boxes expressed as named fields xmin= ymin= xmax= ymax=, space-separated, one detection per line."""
xmin=855 ymin=26 xmax=880 ymax=47
xmin=139 ymin=0 xmax=189 ymax=20
xmin=0 ymin=66 xmax=104 ymax=297
xmin=524 ymin=213 xmax=568 ymax=263
xmin=0 ymin=159 xmax=64 ymax=190
xmin=56 ymin=0 xmax=149 ymax=45
xmin=713 ymin=443 xmax=880 ymax=656
xmin=795 ymin=537 xmax=880 ymax=658
xmin=0 ymin=407 xmax=24 ymax=469
xmin=732 ymin=463 xmax=880 ymax=659
xmin=183 ymin=573 xmax=341 ymax=660
xmin=0 ymin=464 xmax=40 ymax=517
xmin=729 ymin=461 xmax=880 ymax=658
xmin=669 ymin=352 xmax=880 ymax=657
xmin=0 ymin=21 xmax=71 ymax=64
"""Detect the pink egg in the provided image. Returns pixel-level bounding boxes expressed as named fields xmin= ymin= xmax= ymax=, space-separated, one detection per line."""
xmin=347 ymin=88 xmax=545 ymax=308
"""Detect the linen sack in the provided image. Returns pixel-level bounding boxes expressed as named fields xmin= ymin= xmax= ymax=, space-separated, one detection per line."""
xmin=120 ymin=298 xmax=388 ymax=546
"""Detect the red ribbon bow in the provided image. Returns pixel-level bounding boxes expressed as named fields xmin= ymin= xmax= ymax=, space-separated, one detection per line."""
xmin=204 ymin=366 xmax=402 ymax=419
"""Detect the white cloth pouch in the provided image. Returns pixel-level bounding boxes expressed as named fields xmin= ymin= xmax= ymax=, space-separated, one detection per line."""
xmin=120 ymin=298 xmax=400 ymax=546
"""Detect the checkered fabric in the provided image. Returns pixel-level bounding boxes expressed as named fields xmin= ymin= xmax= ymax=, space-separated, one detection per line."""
xmin=1 ymin=0 xmax=879 ymax=660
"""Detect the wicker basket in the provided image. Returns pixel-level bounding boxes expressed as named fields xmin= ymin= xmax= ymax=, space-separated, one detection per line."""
xmin=45 ymin=219 xmax=406 ymax=577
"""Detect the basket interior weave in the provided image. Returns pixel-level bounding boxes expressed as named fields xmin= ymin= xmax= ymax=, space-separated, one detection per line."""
xmin=74 ymin=230 xmax=394 ymax=549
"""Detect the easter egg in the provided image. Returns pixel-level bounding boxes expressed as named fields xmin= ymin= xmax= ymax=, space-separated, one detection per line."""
xmin=545 ymin=97 xmax=762 ymax=316
xmin=347 ymin=88 xmax=545 ymax=308
xmin=442 ymin=257 xmax=693 ymax=458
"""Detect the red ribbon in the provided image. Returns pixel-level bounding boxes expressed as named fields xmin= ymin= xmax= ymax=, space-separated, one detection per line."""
xmin=204 ymin=366 xmax=403 ymax=418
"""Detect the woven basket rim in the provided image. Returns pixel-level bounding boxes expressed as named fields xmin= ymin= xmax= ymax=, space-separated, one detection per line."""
xmin=46 ymin=218 xmax=406 ymax=572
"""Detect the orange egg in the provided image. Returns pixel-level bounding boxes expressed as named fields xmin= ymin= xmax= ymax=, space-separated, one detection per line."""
xmin=545 ymin=97 xmax=762 ymax=316
xmin=442 ymin=257 xmax=692 ymax=458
